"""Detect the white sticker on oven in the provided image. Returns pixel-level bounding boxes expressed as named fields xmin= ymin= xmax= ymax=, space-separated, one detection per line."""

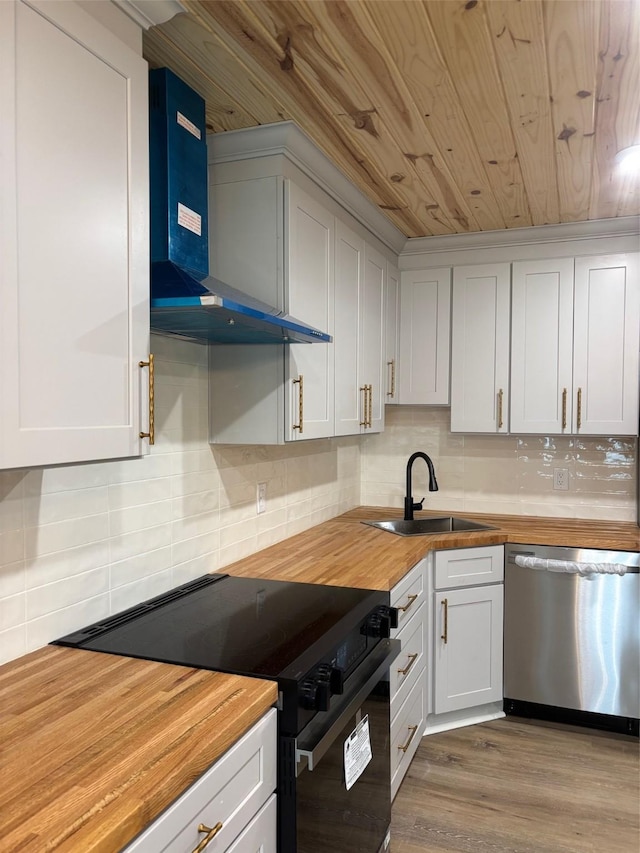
xmin=177 ymin=202 xmax=202 ymax=236
xmin=176 ymin=111 xmax=201 ymax=140
xmin=344 ymin=714 xmax=372 ymax=791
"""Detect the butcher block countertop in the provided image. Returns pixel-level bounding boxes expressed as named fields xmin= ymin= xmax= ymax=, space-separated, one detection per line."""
xmin=224 ymin=507 xmax=639 ymax=591
xmin=0 ymin=646 xmax=277 ymax=853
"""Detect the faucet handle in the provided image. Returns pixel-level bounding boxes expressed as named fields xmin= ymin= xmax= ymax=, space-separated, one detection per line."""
xmin=412 ymin=498 xmax=425 ymax=512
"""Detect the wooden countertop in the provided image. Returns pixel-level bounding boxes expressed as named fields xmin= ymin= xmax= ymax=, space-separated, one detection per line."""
xmin=223 ymin=507 xmax=639 ymax=591
xmin=0 ymin=646 xmax=277 ymax=853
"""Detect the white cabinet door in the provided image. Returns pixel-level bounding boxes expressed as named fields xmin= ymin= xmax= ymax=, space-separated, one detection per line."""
xmin=451 ymin=263 xmax=511 ymax=433
xmin=573 ymin=253 xmax=639 ymax=435
xmin=510 ymin=258 xmax=574 ymax=434
xmin=286 ymin=182 xmax=335 ymax=440
xmin=361 ymin=244 xmax=386 ymax=432
xmin=385 ymin=262 xmax=400 ymax=405
xmin=434 ymin=584 xmax=503 ymax=715
xmin=0 ymin=0 xmax=149 ymax=469
xmin=398 ymin=268 xmax=451 ymax=405
xmin=334 ymin=220 xmax=364 ymax=436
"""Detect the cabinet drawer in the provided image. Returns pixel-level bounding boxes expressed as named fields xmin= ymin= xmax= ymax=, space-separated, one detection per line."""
xmin=226 ymin=794 xmax=277 ymax=853
xmin=124 ymin=708 xmax=277 ymax=853
xmin=391 ymin=675 xmax=425 ymax=801
xmin=390 ymin=603 xmax=425 ymax=716
xmin=391 ymin=558 xmax=426 ymax=637
xmin=435 ymin=545 xmax=504 ymax=589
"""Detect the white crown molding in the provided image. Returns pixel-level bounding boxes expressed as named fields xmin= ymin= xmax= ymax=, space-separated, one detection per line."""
xmin=402 ymin=216 xmax=640 ymax=256
xmin=207 ymin=121 xmax=407 ymax=255
xmin=113 ymin=0 xmax=185 ymax=29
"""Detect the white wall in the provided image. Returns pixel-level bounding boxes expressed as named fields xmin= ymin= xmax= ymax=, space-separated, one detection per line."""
xmin=362 ymin=406 xmax=637 ymax=520
xmin=0 ymin=336 xmax=361 ymax=665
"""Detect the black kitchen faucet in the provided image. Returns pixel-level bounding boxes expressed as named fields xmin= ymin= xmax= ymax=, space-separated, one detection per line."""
xmin=404 ymin=452 xmax=439 ymax=520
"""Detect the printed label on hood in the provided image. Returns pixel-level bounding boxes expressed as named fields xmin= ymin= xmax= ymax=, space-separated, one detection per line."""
xmin=177 ymin=202 xmax=202 ymax=236
xmin=177 ymin=111 xmax=201 ymax=140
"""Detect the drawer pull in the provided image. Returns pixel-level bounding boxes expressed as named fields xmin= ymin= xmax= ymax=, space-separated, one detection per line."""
xmin=192 ymin=822 xmax=223 ymax=852
xmin=397 ymin=653 xmax=418 ymax=676
xmin=441 ymin=597 xmax=448 ymax=644
xmin=397 ymin=593 xmax=418 ymax=613
xmin=397 ymin=724 xmax=418 ymax=753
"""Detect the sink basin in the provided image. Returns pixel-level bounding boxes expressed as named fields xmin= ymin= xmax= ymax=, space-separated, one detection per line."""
xmin=363 ymin=517 xmax=497 ymax=536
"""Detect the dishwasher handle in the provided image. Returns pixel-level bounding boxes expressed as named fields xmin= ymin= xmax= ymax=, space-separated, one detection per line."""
xmin=295 ymin=638 xmax=401 ymax=773
xmin=514 ymin=554 xmax=634 ymax=576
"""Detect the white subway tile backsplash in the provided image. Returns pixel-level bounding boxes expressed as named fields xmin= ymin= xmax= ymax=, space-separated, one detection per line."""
xmin=26 ymin=567 xmax=110 ymax=620
xmin=109 ymin=524 xmax=172 ymax=564
xmin=0 ymin=530 xmax=24 ymax=566
xmin=25 ymin=593 xmax=110 ymax=652
xmin=24 ymin=515 xmax=109 ymax=559
xmin=0 ymin=561 xmax=25 ymax=598
xmin=108 ymin=478 xmax=173 ymax=510
xmin=23 ymin=486 xmax=109 ymax=527
xmin=108 ymin=500 xmax=173 ymax=537
xmin=171 ymin=531 xmax=220 ymax=566
xmin=110 ymin=547 xmax=173 ymax=589
xmin=0 ymin=592 xmax=26 ymax=631
xmin=110 ymin=570 xmax=174 ymax=613
xmin=0 ymin=625 xmax=26 ymax=665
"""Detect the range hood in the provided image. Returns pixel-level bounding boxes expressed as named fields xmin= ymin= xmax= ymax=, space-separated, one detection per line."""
xmin=149 ymin=69 xmax=331 ymax=345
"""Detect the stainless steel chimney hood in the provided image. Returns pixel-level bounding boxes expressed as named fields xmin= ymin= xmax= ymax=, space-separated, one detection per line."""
xmin=149 ymin=68 xmax=331 ymax=345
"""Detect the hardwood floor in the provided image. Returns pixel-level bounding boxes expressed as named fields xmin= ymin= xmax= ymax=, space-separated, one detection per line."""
xmin=391 ymin=717 xmax=639 ymax=853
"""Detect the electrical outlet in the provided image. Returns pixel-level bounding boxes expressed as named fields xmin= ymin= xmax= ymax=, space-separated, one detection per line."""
xmin=553 ymin=468 xmax=569 ymax=490
xmin=257 ymin=482 xmax=266 ymax=514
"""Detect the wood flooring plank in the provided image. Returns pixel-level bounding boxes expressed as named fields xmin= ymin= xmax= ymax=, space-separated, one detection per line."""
xmin=391 ymin=718 xmax=639 ymax=853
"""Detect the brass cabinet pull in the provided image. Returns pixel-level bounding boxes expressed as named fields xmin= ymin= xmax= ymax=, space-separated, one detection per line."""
xmin=397 ymin=593 xmax=418 ymax=613
xmin=138 ymin=354 xmax=155 ymax=445
xmin=497 ymin=388 xmax=503 ymax=429
xmin=397 ymin=724 xmax=418 ymax=753
xmin=360 ymin=385 xmax=368 ymax=427
xmin=562 ymin=388 xmax=567 ymax=430
xmin=576 ymin=387 xmax=582 ymax=430
xmin=367 ymin=384 xmax=373 ymax=427
xmin=441 ymin=598 xmax=448 ymax=644
xmin=192 ymin=822 xmax=223 ymax=853
xmin=397 ymin=652 xmax=418 ymax=676
xmin=293 ymin=375 xmax=304 ymax=433
xmin=387 ymin=360 xmax=396 ymax=398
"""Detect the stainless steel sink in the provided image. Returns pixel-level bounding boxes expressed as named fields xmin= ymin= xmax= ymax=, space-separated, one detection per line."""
xmin=363 ymin=517 xmax=497 ymax=536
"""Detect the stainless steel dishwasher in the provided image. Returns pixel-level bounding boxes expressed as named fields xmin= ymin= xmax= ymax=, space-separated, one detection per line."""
xmin=504 ymin=543 xmax=639 ymax=736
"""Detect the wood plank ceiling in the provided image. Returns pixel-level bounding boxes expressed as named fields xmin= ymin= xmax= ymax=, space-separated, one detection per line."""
xmin=144 ymin=0 xmax=640 ymax=239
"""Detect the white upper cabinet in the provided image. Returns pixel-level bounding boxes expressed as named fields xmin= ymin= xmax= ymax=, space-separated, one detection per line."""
xmin=0 ymin=0 xmax=150 ymax=469
xmin=384 ymin=262 xmax=400 ymax=405
xmin=510 ymin=258 xmax=575 ymax=434
xmin=451 ymin=263 xmax=511 ymax=433
xmin=398 ymin=268 xmax=451 ymax=405
xmin=209 ymin=177 xmax=334 ymax=443
xmin=334 ymin=220 xmax=364 ymax=435
xmin=286 ymin=182 xmax=335 ymax=440
xmin=511 ymin=254 xmax=639 ymax=435
xmin=333 ymin=223 xmax=385 ymax=436
xmin=572 ymin=254 xmax=639 ymax=435
xmin=360 ymin=244 xmax=386 ymax=433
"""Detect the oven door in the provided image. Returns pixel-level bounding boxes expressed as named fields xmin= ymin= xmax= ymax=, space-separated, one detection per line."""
xmin=279 ymin=638 xmax=400 ymax=853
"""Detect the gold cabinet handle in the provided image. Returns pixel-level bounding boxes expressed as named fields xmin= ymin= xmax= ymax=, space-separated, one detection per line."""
xmin=387 ymin=360 xmax=396 ymax=398
xmin=441 ymin=598 xmax=448 ymax=644
xmin=367 ymin=384 xmax=373 ymax=427
xmin=192 ymin=822 xmax=223 ymax=853
xmin=562 ymin=388 xmax=567 ymax=430
xmin=397 ymin=593 xmax=418 ymax=613
xmin=397 ymin=652 xmax=418 ymax=676
xmin=397 ymin=724 xmax=418 ymax=753
xmin=293 ymin=375 xmax=304 ymax=433
xmin=497 ymin=388 xmax=503 ymax=429
xmin=576 ymin=387 xmax=582 ymax=430
xmin=138 ymin=353 xmax=155 ymax=445
xmin=360 ymin=385 xmax=368 ymax=427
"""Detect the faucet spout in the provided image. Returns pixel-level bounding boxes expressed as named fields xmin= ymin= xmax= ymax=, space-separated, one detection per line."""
xmin=404 ymin=452 xmax=439 ymax=521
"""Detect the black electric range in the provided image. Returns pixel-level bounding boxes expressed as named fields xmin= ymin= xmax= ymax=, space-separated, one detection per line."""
xmin=54 ymin=573 xmax=399 ymax=852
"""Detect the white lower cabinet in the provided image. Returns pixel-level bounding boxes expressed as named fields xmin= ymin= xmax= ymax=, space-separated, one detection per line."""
xmin=389 ymin=558 xmax=427 ymax=800
xmin=427 ymin=546 xmax=505 ymax=733
xmin=123 ymin=708 xmax=277 ymax=853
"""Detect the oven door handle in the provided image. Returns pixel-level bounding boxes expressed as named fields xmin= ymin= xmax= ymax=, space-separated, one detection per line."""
xmin=295 ymin=638 xmax=401 ymax=773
